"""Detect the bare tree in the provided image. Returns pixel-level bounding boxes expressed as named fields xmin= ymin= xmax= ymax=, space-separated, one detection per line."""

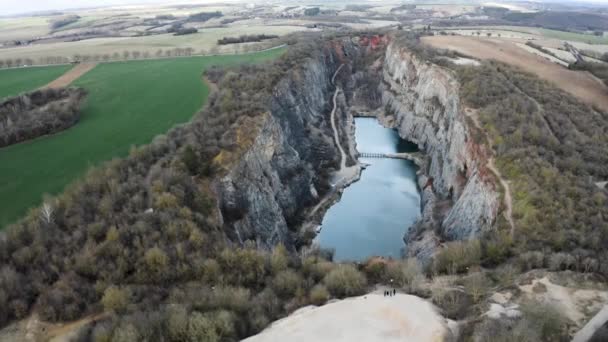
xmin=123 ymin=51 xmax=130 ymax=60
xmin=132 ymin=51 xmax=141 ymax=59
xmin=40 ymin=202 xmax=54 ymax=225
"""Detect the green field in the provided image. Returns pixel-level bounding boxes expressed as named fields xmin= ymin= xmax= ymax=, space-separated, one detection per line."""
xmin=0 ymin=48 xmax=285 ymax=228
xmin=0 ymin=65 xmax=72 ymax=99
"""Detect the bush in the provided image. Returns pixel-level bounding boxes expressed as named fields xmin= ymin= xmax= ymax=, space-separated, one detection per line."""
xmin=463 ymin=272 xmax=491 ymax=303
xmin=270 ymin=244 xmax=289 ymax=275
xmin=548 ymin=253 xmax=576 ymax=271
xmin=112 ymin=323 xmax=139 ymax=342
xmin=392 ymin=259 xmax=424 ymax=290
xmin=474 ymin=317 xmax=540 ymax=342
xmin=188 ymin=312 xmax=218 ymax=342
xmin=272 ymin=270 xmax=301 ymax=298
xmin=309 ymin=284 xmax=329 ymax=305
xmin=167 ymin=305 xmax=189 ymax=341
xmin=433 ymin=240 xmax=481 ymax=274
xmin=520 ymin=300 xmax=569 ymax=341
xmin=102 ymin=286 xmax=129 ymax=313
xmin=518 ymin=251 xmax=545 ymax=271
xmin=323 ymin=265 xmax=367 ymax=298
xmin=431 ymin=288 xmax=472 ymax=319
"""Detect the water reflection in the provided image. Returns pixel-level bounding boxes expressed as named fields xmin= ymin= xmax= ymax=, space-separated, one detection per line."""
xmin=317 ymin=118 xmax=420 ymax=261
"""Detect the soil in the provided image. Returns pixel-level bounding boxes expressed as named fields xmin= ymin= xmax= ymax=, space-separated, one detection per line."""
xmin=422 ymin=36 xmax=608 ymax=112
xmin=43 ymin=63 xmax=98 ymax=89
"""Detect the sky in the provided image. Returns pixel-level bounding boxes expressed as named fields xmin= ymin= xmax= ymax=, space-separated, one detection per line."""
xmin=2 ymin=0 xmax=608 ymax=16
xmin=0 ymin=0 xmax=216 ymax=16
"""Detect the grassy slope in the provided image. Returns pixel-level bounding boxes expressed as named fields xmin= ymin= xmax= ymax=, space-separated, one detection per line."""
xmin=0 ymin=65 xmax=72 ymax=99
xmin=0 ymin=48 xmax=285 ymax=228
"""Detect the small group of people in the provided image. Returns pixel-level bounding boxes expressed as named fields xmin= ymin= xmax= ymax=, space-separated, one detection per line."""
xmin=384 ymin=289 xmax=396 ymax=297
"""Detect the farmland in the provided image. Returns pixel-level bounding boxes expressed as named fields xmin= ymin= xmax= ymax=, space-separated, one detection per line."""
xmin=0 ymin=47 xmax=285 ymax=228
xmin=422 ymin=35 xmax=608 ymax=111
xmin=0 ymin=25 xmax=307 ymax=62
xmin=0 ymin=64 xmax=72 ymax=99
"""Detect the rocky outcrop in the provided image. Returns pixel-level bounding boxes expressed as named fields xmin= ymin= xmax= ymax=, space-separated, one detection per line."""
xmin=380 ymin=41 xmax=500 ymax=259
xmin=217 ymin=40 xmax=364 ymax=249
xmin=217 ymin=35 xmax=499 ymax=257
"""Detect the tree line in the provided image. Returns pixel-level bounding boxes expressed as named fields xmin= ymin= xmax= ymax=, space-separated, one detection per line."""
xmin=0 ymin=43 xmax=282 ymax=69
xmin=0 ymin=87 xmax=86 ymax=147
xmin=218 ymin=34 xmax=279 ymax=45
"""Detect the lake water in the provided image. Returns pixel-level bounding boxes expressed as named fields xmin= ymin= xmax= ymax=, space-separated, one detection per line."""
xmin=317 ymin=117 xmax=421 ymax=261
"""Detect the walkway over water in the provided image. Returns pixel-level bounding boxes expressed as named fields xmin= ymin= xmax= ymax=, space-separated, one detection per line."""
xmin=358 ymin=152 xmax=423 ymax=166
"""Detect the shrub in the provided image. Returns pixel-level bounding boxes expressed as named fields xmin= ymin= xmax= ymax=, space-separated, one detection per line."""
xmin=188 ymin=312 xmax=218 ymax=342
xmin=518 ymin=251 xmax=545 ymax=271
xmin=394 ymin=258 xmax=424 ymax=290
xmin=112 ymin=323 xmax=139 ymax=342
xmin=309 ymin=284 xmax=329 ymax=305
xmin=548 ymin=253 xmax=575 ymax=271
xmin=309 ymin=261 xmax=335 ymax=282
xmin=102 ymin=286 xmax=129 ymax=313
xmin=167 ymin=305 xmax=189 ymax=341
xmin=431 ymin=288 xmax=472 ymax=319
xmin=323 ymin=265 xmax=367 ymax=298
xmin=474 ymin=317 xmax=540 ymax=342
xmin=463 ymin=272 xmax=491 ymax=303
xmin=272 ymin=270 xmax=301 ymax=298
xmin=433 ymin=240 xmax=481 ymax=274
xmin=363 ymin=258 xmax=387 ymax=283
xmin=520 ymin=300 xmax=569 ymax=341
xmin=270 ymin=244 xmax=289 ymax=275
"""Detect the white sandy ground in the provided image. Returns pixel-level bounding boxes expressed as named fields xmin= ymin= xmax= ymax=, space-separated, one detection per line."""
xmin=243 ymin=291 xmax=452 ymax=342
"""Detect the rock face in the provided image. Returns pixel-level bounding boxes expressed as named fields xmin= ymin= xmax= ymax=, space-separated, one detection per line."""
xmin=216 ymin=40 xmax=361 ymax=249
xmin=380 ymin=41 xmax=500 ymax=259
xmin=217 ymin=36 xmax=499 ymax=258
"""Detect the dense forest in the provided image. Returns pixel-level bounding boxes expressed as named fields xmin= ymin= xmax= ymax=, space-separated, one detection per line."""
xmin=0 ymin=87 xmax=86 ymax=147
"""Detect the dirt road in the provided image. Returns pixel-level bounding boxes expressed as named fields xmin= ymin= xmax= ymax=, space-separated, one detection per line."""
xmin=422 ymin=36 xmax=608 ymax=111
xmin=43 ymin=63 xmax=97 ymax=89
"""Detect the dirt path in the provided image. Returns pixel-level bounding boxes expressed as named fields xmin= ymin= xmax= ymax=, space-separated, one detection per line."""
xmin=330 ymin=88 xmax=347 ymax=170
xmin=422 ymin=36 xmax=608 ymax=112
xmin=487 ymin=158 xmax=516 ymax=235
xmin=465 ymin=108 xmax=516 ymax=236
xmin=47 ymin=313 xmax=106 ymax=342
xmin=328 ymin=63 xmax=359 ymax=188
xmin=42 ymin=63 xmax=98 ymax=89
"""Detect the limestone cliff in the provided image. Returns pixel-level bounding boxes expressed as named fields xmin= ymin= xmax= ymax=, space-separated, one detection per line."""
xmin=216 ymin=40 xmax=362 ymax=249
xmin=380 ymin=40 xmax=500 ymax=259
xmin=216 ymin=35 xmax=499 ymax=258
